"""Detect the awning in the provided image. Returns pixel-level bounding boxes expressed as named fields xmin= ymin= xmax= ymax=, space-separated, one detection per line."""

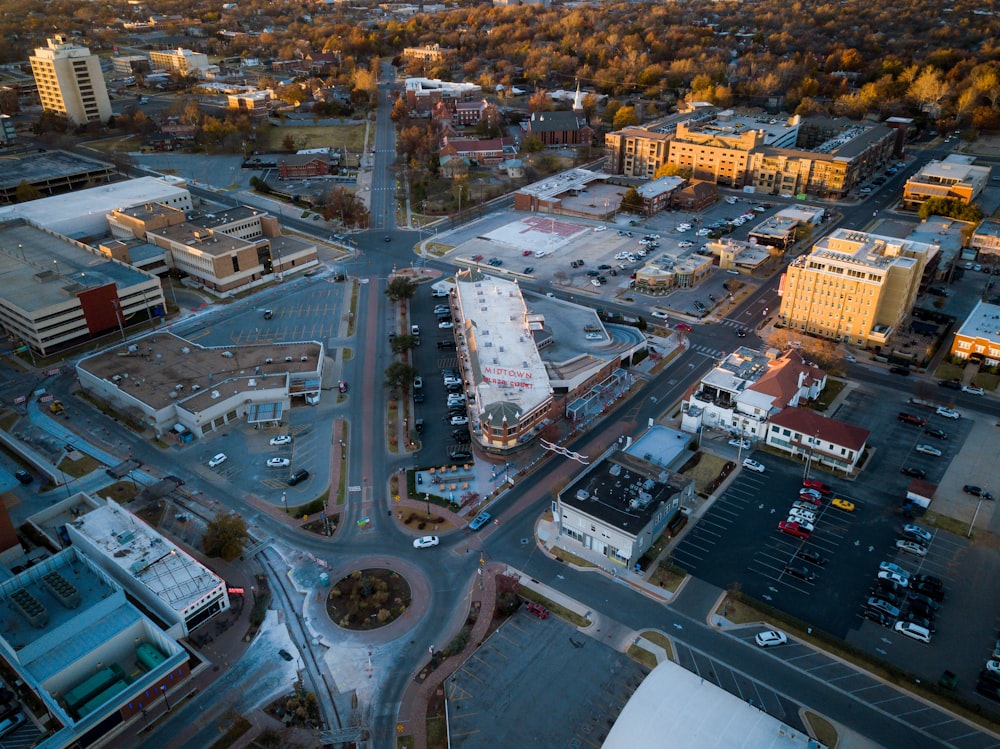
xmin=247 ymin=402 xmax=284 ymax=423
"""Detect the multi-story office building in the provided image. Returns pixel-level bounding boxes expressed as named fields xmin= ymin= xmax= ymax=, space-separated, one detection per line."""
xmin=902 ymin=155 xmax=991 ymax=209
xmin=604 ymin=126 xmax=673 ymax=179
xmin=778 ymin=229 xmax=934 ymax=348
xmin=29 ymin=36 xmax=111 ymax=126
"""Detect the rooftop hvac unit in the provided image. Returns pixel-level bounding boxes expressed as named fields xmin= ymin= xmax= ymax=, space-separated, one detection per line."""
xmin=181 ymin=347 xmax=190 ymax=354
xmin=575 ymin=490 xmax=589 ymax=500
xmin=211 ymin=390 xmax=220 ymax=399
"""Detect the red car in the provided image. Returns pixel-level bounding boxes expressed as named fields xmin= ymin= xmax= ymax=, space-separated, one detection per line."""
xmin=797 ymin=492 xmax=822 ymax=507
xmin=525 ymin=602 xmax=550 ymax=619
xmin=522 ymin=249 xmax=534 ymax=256
xmin=802 ymin=479 xmax=832 ymax=495
xmin=674 ymin=322 xmax=693 ymax=332
xmin=778 ymin=520 xmax=811 ymax=539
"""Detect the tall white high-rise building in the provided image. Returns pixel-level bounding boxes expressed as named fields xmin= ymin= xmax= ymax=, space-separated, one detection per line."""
xmin=29 ymin=35 xmax=112 ymax=126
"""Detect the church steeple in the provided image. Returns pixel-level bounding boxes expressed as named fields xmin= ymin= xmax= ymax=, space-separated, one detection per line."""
xmin=572 ymin=80 xmax=583 ymax=114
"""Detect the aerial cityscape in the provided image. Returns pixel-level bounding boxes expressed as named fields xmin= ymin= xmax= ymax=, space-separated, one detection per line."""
xmin=0 ymin=0 xmax=999 ymax=747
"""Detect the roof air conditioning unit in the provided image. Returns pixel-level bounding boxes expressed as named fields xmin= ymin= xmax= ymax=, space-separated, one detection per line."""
xmin=211 ymin=390 xmax=220 ymax=399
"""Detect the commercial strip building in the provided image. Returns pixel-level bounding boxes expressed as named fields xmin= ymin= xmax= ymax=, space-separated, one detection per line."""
xmin=633 ymin=251 xmax=714 ymax=294
xmin=901 ymin=155 xmax=991 ymax=209
xmin=0 ymin=219 xmax=165 ymax=357
xmin=778 ymin=229 xmax=936 ymax=348
xmin=76 ymin=331 xmax=324 ymax=439
xmin=0 ymin=491 xmax=235 ymax=749
xmin=949 ymin=300 xmax=1000 ymax=365
xmin=29 ymin=36 xmax=111 ymax=126
xmin=970 ymin=218 xmax=1000 ymax=259
xmin=555 ymin=426 xmax=695 ymax=569
xmin=766 ymin=406 xmax=870 ymax=474
xmin=446 ymin=273 xmax=646 ymax=452
xmin=681 ymin=347 xmax=827 ymax=441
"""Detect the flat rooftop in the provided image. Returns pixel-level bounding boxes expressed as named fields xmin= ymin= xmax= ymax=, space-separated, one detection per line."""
xmin=77 ymin=331 xmax=322 ymax=411
xmin=0 ymin=149 xmax=113 ymax=191
xmin=151 ymin=222 xmax=251 ymax=256
xmin=71 ymin=502 xmax=222 ymax=614
xmin=457 ymin=271 xmax=553 ymax=418
xmin=956 ymin=300 xmax=1000 ymax=341
xmin=116 ymin=201 xmax=184 ymax=222
xmin=188 ymin=205 xmax=264 ymax=229
xmin=515 ymin=168 xmax=606 ymax=201
xmin=684 ymin=111 xmax=798 ymax=144
xmin=0 ymin=219 xmax=153 ymax=314
xmin=975 ymin=218 xmax=1000 ymax=240
xmin=796 ymin=229 xmax=932 ymax=271
xmin=560 ymin=449 xmax=687 ymax=533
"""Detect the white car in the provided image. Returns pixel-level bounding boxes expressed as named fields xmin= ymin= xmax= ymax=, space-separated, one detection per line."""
xmin=844 ymin=355 xmax=857 ymax=363
xmin=799 ymin=488 xmax=823 ymax=502
xmin=696 ymin=228 xmax=710 ymax=236
xmin=792 ymin=500 xmax=819 ymax=512
xmin=755 ymin=630 xmax=787 ymax=647
xmin=962 ymin=385 xmax=985 ymax=395
xmin=879 ymin=561 xmax=911 ymax=580
xmin=269 ymin=435 xmax=292 ymax=446
xmin=728 ymin=438 xmax=751 ymax=449
xmin=208 ymin=453 xmax=227 ymax=468
xmin=678 ymin=241 xmax=694 ymax=248
xmin=677 ymin=224 xmax=692 ymax=231
xmin=788 ymin=508 xmax=817 ymax=524
xmin=438 ymin=321 xmax=454 ymax=329
xmin=896 ymin=539 xmax=928 ymax=556
xmin=594 ymin=225 xmax=607 ymax=232
xmin=450 ymin=415 xmax=469 ymax=425
xmin=742 ymin=459 xmax=765 ymax=473
xmin=936 ymin=407 xmax=960 ymax=419
xmin=914 ymin=444 xmax=942 ymax=457
xmin=651 ymin=310 xmax=670 ymax=319
xmin=877 ymin=569 xmax=909 ymax=587
xmin=987 ymin=660 xmax=1000 ymax=674
xmin=725 ymin=196 xmax=738 ymax=204
xmin=591 ymin=279 xmax=602 ymax=287
xmin=413 ymin=535 xmax=439 ymax=549
xmin=413 ymin=376 xmax=423 ymax=389
xmin=785 ymin=516 xmax=815 ymax=533
xmin=267 ymin=457 xmax=291 ymax=469
xmin=585 ymin=332 xmax=603 ymax=341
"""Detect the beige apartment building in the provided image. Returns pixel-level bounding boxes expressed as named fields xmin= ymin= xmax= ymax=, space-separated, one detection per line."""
xmin=149 ymin=48 xmax=209 ymax=74
xmin=604 ymin=127 xmax=673 ymax=179
xmin=779 ymin=229 xmax=934 ymax=348
xmin=29 ymin=36 xmax=111 ymax=126
xmin=668 ymin=121 xmax=765 ymax=187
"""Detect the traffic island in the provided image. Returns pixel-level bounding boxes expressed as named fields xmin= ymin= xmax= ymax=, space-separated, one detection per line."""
xmin=325 ymin=568 xmax=413 ymax=630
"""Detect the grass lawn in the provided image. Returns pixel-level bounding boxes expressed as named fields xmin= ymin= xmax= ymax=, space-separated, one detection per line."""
xmin=84 ymin=135 xmax=138 ymax=153
xmin=811 ymin=377 xmax=847 ymax=411
xmin=680 ymin=452 xmax=729 ymax=495
xmin=261 ymin=123 xmax=366 ymax=152
xmin=803 ymin=712 xmax=838 ymax=748
xmin=972 ymin=372 xmax=1000 ymax=391
xmin=58 ymin=454 xmax=101 ymax=479
xmin=934 ymin=361 xmax=965 ymax=380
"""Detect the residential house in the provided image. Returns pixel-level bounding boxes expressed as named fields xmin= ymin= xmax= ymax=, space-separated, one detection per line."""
xmin=766 ymin=407 xmax=870 ymax=474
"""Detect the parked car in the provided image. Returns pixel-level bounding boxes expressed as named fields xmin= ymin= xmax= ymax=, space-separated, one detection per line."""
xmin=798 ymin=488 xmax=823 ymax=502
xmin=267 ymin=457 xmax=291 ymax=469
xmin=778 ymin=520 xmax=810 ymax=539
xmin=863 ymin=608 xmax=894 ymax=628
xmin=784 ymin=564 xmax=816 ymax=582
xmin=897 ymin=538 xmax=928 ymax=556
xmin=785 ymin=516 xmax=814 ymax=533
xmin=924 ymin=428 xmax=948 ymax=440
xmin=14 ymin=469 xmax=32 ymax=484
xmin=742 ymin=458 xmax=765 ymax=473
xmin=270 ymin=435 xmax=292 ymax=446
xmin=878 ymin=569 xmax=909 ymax=587
xmin=902 ymin=524 xmax=933 ymax=544
xmin=802 ymin=479 xmax=832 ymax=495
xmin=287 ymin=468 xmax=310 ymax=486
xmin=832 ymin=498 xmax=855 ymax=512
xmin=963 ymin=385 xmax=985 ymax=395
xmin=755 ymin=630 xmax=787 ymax=647
xmin=914 ymin=444 xmax=942 ymax=457
xmin=894 ymin=621 xmax=931 ymax=643
xmin=936 ymin=407 xmax=960 ymax=420
xmin=897 ymin=412 xmax=927 ymax=426
xmin=867 ymin=597 xmax=901 ymax=618
xmin=797 ymin=549 xmax=827 ymax=566
xmin=900 ymin=466 xmax=926 ymax=478
xmin=889 ymin=366 xmax=911 ymax=376
xmin=525 ymin=601 xmax=550 ymax=619
xmin=208 ymin=453 xmax=227 ymax=468
xmin=911 ymin=573 xmax=943 ymax=590
xmin=788 ymin=507 xmax=817 ymax=524
xmin=879 ymin=561 xmax=911 ymax=580
xmin=938 ymin=378 xmax=962 ymax=390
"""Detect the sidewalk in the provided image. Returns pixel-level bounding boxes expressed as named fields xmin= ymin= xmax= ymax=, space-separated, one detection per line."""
xmin=395 ymin=562 xmax=500 ymax=749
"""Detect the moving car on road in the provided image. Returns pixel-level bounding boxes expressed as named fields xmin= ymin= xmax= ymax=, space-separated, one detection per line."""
xmin=469 ymin=512 xmax=492 ymax=531
xmin=413 ymin=535 xmax=439 ymax=549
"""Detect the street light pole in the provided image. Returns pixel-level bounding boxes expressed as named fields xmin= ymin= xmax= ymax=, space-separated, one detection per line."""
xmin=160 ymin=684 xmax=171 ymax=711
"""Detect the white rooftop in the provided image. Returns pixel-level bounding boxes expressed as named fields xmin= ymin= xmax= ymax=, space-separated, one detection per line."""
xmin=603 ymin=659 xmax=820 ymax=749
xmin=516 ymin=168 xmax=606 ymax=200
xmin=457 ymin=273 xmax=553 ymax=418
xmin=957 ymin=300 xmax=1000 ymax=342
xmin=0 ymin=176 xmax=190 ymax=238
xmin=71 ymin=501 xmax=223 ymax=614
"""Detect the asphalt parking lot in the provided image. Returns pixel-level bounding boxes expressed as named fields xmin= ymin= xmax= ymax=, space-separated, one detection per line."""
xmin=674 ymin=379 xmax=1000 ymax=711
xmin=446 ymin=608 xmax=648 ymax=749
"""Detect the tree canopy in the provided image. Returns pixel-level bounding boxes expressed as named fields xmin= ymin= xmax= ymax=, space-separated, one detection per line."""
xmin=202 ymin=512 xmax=249 ymax=561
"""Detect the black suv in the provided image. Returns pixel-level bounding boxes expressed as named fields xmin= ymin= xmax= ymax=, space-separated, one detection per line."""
xmin=287 ymin=469 xmax=310 ymax=486
xmin=889 ymin=365 xmax=910 ymax=376
xmin=437 ymin=340 xmax=456 ymax=349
